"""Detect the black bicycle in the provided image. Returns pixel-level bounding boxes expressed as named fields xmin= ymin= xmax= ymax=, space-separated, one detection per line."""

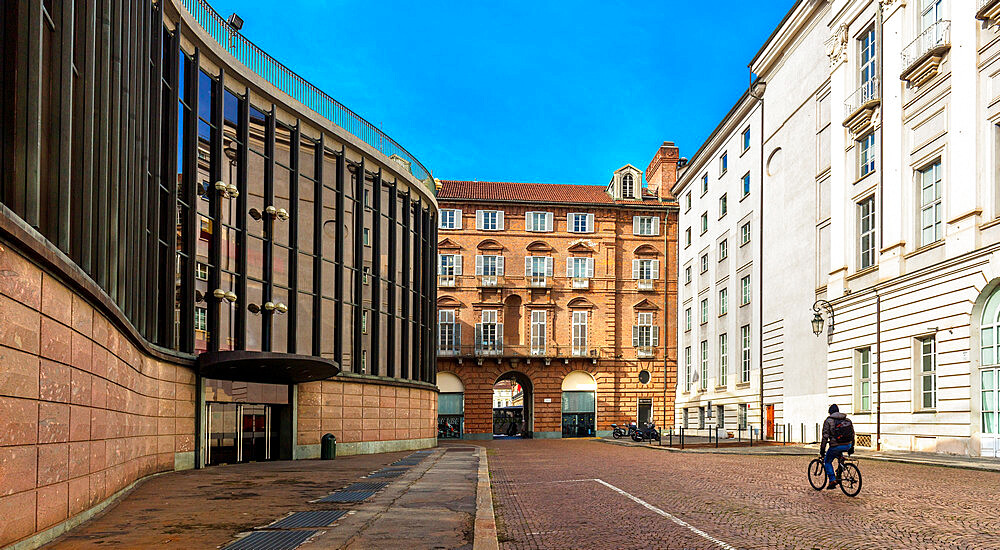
xmin=808 ymin=453 xmax=862 ymax=497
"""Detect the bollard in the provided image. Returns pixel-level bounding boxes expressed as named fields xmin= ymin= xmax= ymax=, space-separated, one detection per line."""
xmin=321 ymin=433 xmax=337 ymax=460
xmin=715 ymin=427 xmax=719 ymax=448
xmin=680 ymin=427 xmax=685 ymax=449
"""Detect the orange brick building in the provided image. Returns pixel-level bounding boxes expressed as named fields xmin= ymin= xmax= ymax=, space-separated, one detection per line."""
xmin=435 ymin=143 xmax=681 ymax=439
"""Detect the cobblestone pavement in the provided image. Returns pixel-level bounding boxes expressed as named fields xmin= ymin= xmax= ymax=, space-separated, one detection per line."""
xmin=484 ymin=439 xmax=1000 ymax=550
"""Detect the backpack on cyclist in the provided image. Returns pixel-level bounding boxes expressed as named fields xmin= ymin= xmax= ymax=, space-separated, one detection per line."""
xmin=831 ymin=417 xmax=854 ymax=444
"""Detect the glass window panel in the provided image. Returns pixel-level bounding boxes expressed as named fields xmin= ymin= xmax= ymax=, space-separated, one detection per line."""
xmin=297 ymin=292 xmax=313 ymax=356
xmin=439 ymin=393 xmax=464 ymax=415
xmin=245 ymin=280 xmax=263 ymax=352
xmin=272 ymin=246 xmax=289 ymax=289
xmin=198 ymin=70 xmax=213 ymax=120
xmin=271 ymin=287 xmax=289 ymax=353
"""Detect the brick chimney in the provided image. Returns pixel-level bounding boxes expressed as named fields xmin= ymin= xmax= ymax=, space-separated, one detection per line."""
xmin=645 ymin=141 xmax=680 ymax=202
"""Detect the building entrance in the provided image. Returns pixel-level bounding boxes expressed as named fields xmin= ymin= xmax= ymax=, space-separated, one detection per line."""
xmin=493 ymin=372 xmax=533 ymax=438
xmin=207 ymin=403 xmax=277 ymax=465
xmin=982 ymin=369 xmax=998 ymax=458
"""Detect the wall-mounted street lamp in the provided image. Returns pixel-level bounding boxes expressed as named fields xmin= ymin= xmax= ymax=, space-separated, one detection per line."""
xmin=812 ymin=299 xmax=835 ymax=338
xmin=214 ymin=180 xmax=239 ymax=199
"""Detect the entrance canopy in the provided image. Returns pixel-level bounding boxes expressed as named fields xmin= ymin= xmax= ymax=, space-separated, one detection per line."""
xmin=197 ymin=351 xmax=340 ymax=384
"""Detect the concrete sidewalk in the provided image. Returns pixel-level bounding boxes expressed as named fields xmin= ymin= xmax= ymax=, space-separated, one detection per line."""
xmin=44 ymin=443 xmax=497 ymax=550
xmin=600 ymin=437 xmax=1000 ymax=472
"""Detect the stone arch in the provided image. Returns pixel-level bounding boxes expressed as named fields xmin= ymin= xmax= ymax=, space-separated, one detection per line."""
xmin=494 ymin=370 xmax=535 ymax=438
xmin=633 ymin=244 xmax=659 ymax=256
xmin=437 ymin=295 xmax=462 ymax=308
xmin=972 ymin=277 xmax=1000 ymax=457
xmin=526 ymin=240 xmax=554 ymax=253
xmin=567 ymin=297 xmax=596 ymax=309
xmin=477 ymin=239 xmax=503 ymax=251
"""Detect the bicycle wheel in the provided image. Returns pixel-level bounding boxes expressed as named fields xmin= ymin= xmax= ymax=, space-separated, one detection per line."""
xmin=839 ymin=462 xmax=862 ymax=497
xmin=807 ymin=458 xmax=826 ymax=490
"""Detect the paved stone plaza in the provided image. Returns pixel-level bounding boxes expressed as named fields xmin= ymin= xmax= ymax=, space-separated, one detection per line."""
xmin=486 ymin=439 xmax=1000 ymax=550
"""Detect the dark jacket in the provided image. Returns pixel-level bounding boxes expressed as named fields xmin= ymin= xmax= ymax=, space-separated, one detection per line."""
xmin=820 ymin=412 xmax=853 ymax=454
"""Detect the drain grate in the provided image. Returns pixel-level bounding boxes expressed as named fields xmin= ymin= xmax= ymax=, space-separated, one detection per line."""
xmin=392 ymin=459 xmax=422 ymax=466
xmin=223 ymin=530 xmax=317 ymax=550
xmin=266 ymin=510 xmax=348 ymax=529
xmin=317 ymin=490 xmax=376 ymax=503
xmin=365 ymin=469 xmax=404 ymax=479
xmin=341 ymin=481 xmax=389 ymax=492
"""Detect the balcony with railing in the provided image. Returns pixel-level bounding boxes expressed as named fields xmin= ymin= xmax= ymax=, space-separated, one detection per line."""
xmin=901 ymin=20 xmax=951 ymax=88
xmin=571 ymin=277 xmax=590 ymax=289
xmin=843 ymin=78 xmax=880 ymax=138
xmin=528 ymin=276 xmax=551 ymax=288
xmin=637 ymin=279 xmax=655 ymax=291
xmin=978 ymin=0 xmax=1000 ymax=26
xmin=479 ymin=275 xmax=501 ymax=288
xmin=445 ymin=342 xmax=597 ymax=362
xmin=180 ymin=0 xmax=435 ymax=193
xmin=439 ymin=275 xmax=456 ymax=287
xmin=637 ymin=346 xmax=656 ymax=358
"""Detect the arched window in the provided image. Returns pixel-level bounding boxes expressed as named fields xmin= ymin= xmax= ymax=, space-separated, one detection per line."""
xmin=983 ymin=287 xmax=1000 ymax=367
xmin=622 ymin=173 xmax=635 ymax=198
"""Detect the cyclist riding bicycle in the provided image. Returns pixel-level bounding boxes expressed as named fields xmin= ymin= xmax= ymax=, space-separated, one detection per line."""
xmin=819 ymin=404 xmax=855 ymax=490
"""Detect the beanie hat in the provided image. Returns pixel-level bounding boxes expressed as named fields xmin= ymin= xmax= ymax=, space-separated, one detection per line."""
xmin=829 ymin=404 xmax=839 ymax=414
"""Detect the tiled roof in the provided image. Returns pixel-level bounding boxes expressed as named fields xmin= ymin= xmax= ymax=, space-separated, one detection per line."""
xmin=438 ymin=180 xmax=664 ymax=206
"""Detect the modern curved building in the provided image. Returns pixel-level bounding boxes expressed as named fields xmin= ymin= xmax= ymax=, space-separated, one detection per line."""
xmin=0 ymin=0 xmax=438 ymax=546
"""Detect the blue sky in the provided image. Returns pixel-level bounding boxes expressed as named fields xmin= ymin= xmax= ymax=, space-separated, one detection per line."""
xmin=205 ymin=0 xmax=792 ymax=185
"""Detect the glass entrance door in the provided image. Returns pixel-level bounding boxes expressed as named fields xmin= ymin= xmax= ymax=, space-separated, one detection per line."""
xmin=207 ymin=403 xmax=272 ymax=465
xmin=983 ymin=369 xmax=998 ymax=458
xmin=208 ymin=403 xmax=239 ymax=465
xmin=242 ymin=404 xmax=271 ymax=462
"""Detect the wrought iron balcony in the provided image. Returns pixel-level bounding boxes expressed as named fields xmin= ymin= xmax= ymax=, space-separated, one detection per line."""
xmin=638 ymin=279 xmax=655 ymax=291
xmin=844 ymin=78 xmax=880 ymax=119
xmin=979 ymin=0 xmax=1000 ymax=26
xmin=442 ymin=342 xmax=589 ymax=361
xmin=439 ymin=275 xmax=456 ymax=287
xmin=571 ymin=277 xmax=590 ymax=289
xmin=528 ymin=276 xmax=551 ymax=288
xmin=901 ymin=20 xmax=951 ymax=87
xmin=637 ymin=346 xmax=656 ymax=358
xmin=479 ymin=275 xmax=501 ymax=288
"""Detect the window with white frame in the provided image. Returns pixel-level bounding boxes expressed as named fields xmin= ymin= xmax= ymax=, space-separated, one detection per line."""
xmin=685 ymin=192 xmax=691 ymax=212
xmin=685 ymin=228 xmax=691 ymax=247
xmin=720 ymin=153 xmax=728 ymax=176
xmin=525 ymin=256 xmax=553 ymax=279
xmin=919 ymin=161 xmax=943 ymax=246
xmin=633 ymin=215 xmax=660 ymax=236
xmin=567 ymin=257 xmax=595 ymax=279
xmin=632 ymin=258 xmax=659 ymax=280
xmin=476 ymin=210 xmax=504 ymax=231
xmin=700 ymin=340 xmax=709 ymax=390
xmin=622 ymin=173 xmax=635 ymax=198
xmin=684 ymin=266 xmax=691 ymax=285
xmin=741 ymin=275 xmax=751 ymax=306
xmin=685 ymin=307 xmax=692 ymax=331
xmin=720 ymin=194 xmax=728 ymax=218
xmin=920 ymin=0 xmax=945 ymax=31
xmin=525 ymin=211 xmax=553 ymax=232
xmin=568 ymin=213 xmax=594 ymax=233
xmin=860 ymin=28 xmax=876 ymax=103
xmin=195 ymin=306 xmax=207 ymax=332
xmin=719 ymin=288 xmax=728 ymax=316
xmin=738 ymin=403 xmax=748 ymax=429
xmin=918 ymin=336 xmax=937 ymax=410
xmin=362 ymin=310 xmax=368 ymax=333
xmin=858 ymin=196 xmax=876 ymax=270
xmin=685 ymin=346 xmax=692 ymax=392
xmin=572 ymin=310 xmax=588 ymax=355
xmin=719 ymin=333 xmax=728 ymax=386
xmin=742 ymin=127 xmax=751 ymax=152
xmin=859 ymin=133 xmax=876 ymax=177
xmin=701 ymin=173 xmax=709 ymax=195
xmin=439 ymin=209 xmax=462 ymax=229
xmin=701 ymin=254 xmax=709 ymax=274
xmin=700 ymin=298 xmax=708 ymax=325
xmin=438 ymin=310 xmax=459 ymax=353
xmin=719 ymin=239 xmax=728 ymax=260
xmin=699 ymin=406 xmax=706 ymax=429
xmin=475 ymin=255 xmax=504 ymax=277
xmin=363 ymin=228 xmax=370 ymax=246
xmin=742 ymin=172 xmax=751 ymax=197
xmin=700 ymin=212 xmax=708 ymax=234
xmin=741 ymin=324 xmax=751 ymax=383
xmin=530 ymin=311 xmax=546 ymax=355
xmin=439 ymin=254 xmax=462 ymax=285
xmin=196 ymin=261 xmax=209 ymax=281
xmin=476 ymin=310 xmax=501 ymax=352
xmin=856 ymin=347 xmax=871 ymax=412
xmin=740 ymin=221 xmax=751 ymax=245
xmin=717 ymin=405 xmax=725 ymax=428
xmin=633 ymin=312 xmax=659 ymax=354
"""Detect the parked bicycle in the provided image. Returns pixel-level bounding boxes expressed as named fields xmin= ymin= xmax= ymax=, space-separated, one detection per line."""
xmin=808 ymin=453 xmax=862 ymax=497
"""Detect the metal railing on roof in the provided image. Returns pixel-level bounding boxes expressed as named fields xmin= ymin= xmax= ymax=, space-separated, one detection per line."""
xmin=180 ymin=0 xmax=435 ymax=194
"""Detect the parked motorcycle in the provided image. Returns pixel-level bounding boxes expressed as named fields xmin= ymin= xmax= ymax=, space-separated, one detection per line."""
xmin=612 ymin=422 xmax=638 ymax=439
xmin=631 ymin=421 xmax=661 ymax=442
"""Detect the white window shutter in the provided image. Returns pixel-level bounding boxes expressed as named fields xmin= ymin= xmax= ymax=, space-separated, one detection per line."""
xmin=497 ymin=211 xmax=505 ymax=231
xmin=587 ymin=213 xmax=595 ymax=232
xmin=632 ymin=259 xmax=639 ymax=279
xmin=497 ymin=256 xmax=505 ymax=276
xmin=454 ymin=255 xmax=462 ymax=275
xmin=476 ymin=210 xmax=484 ymax=230
xmin=632 ymin=326 xmax=639 ymax=348
xmin=475 ymin=255 xmax=483 ymax=275
xmin=567 ymin=213 xmax=574 ymax=232
xmin=587 ymin=258 xmax=594 ymax=278
xmin=633 ymin=216 xmax=640 ymax=235
xmin=525 ymin=256 xmax=532 ymax=276
xmin=546 ymin=212 xmax=553 ymax=231
xmin=456 ymin=209 xmax=463 ymax=230
xmin=652 ymin=260 xmax=660 ymax=279
xmin=653 ymin=325 xmax=660 ymax=347
xmin=545 ymin=257 xmax=553 ymax=277
xmin=652 ymin=216 xmax=659 ymax=235
xmin=567 ymin=259 xmax=574 ymax=278
xmin=526 ymin=212 xmax=535 ymax=231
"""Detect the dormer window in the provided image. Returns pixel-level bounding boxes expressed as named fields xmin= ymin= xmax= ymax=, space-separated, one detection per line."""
xmin=622 ymin=173 xmax=635 ymax=199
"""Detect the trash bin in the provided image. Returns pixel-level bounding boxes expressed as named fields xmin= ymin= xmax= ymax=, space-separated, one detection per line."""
xmin=321 ymin=433 xmax=336 ymax=460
